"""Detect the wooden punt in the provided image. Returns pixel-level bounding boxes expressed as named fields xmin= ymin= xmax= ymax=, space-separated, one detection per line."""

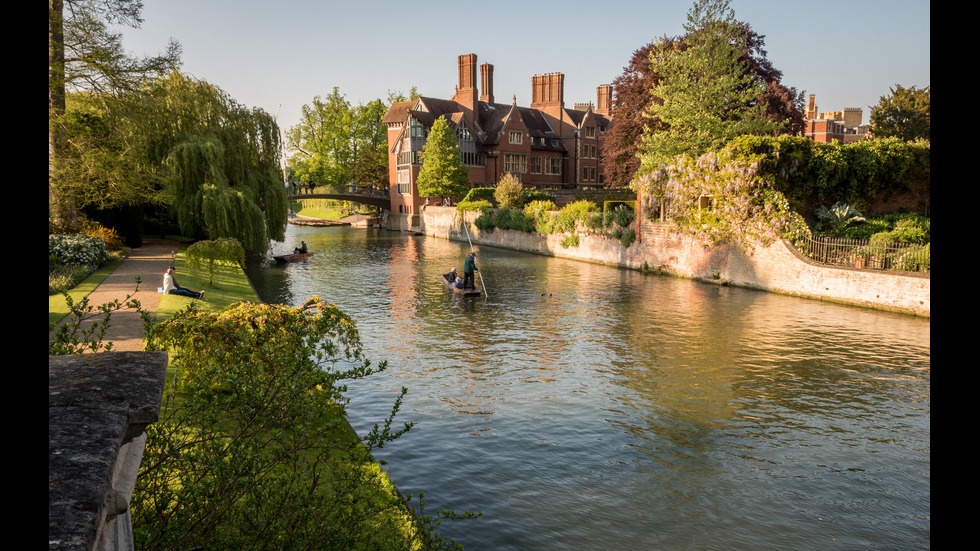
xmin=442 ymin=274 xmax=480 ymax=296
xmin=273 ymin=252 xmax=313 ymax=264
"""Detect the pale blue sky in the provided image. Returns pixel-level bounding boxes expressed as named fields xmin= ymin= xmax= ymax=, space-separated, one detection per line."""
xmin=119 ymin=0 xmax=930 ymax=135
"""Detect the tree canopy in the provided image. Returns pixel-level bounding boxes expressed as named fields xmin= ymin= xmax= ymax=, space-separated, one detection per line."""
xmin=287 ymin=88 xmax=410 ymax=190
xmin=49 ymin=0 xmax=181 ymax=229
xmin=605 ymin=0 xmax=804 ymax=186
xmin=869 ymin=85 xmax=930 ymax=142
xmin=416 ymin=116 xmax=471 ymax=199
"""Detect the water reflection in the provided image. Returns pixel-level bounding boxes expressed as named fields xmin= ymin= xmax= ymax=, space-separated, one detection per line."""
xmin=245 ymin=225 xmax=930 ymax=551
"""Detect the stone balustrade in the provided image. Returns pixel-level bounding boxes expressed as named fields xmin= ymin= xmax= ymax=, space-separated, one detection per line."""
xmin=49 ymin=351 xmax=167 ymax=551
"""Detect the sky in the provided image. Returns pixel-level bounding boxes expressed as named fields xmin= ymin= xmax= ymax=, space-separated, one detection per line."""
xmin=117 ymin=0 xmax=930 ymax=138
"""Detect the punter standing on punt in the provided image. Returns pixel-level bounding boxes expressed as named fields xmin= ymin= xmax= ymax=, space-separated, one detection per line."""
xmin=463 ymin=252 xmax=478 ymax=289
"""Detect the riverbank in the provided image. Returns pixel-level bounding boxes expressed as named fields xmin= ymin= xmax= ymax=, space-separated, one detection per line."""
xmin=411 ymin=206 xmax=930 ymax=318
xmin=49 ymin=237 xmax=424 ymax=549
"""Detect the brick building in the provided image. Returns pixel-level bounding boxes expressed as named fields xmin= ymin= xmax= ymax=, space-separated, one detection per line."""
xmin=383 ymin=53 xmax=613 ymax=220
xmin=803 ymin=94 xmax=869 ymax=144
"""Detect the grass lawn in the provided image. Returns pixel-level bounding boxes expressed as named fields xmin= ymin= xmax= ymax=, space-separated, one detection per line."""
xmin=48 ymin=258 xmax=125 ymax=328
xmin=155 ymin=250 xmax=261 ymax=319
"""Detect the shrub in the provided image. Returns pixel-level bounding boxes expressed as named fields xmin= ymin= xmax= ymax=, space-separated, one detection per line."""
xmin=49 ymin=233 xmax=110 ymax=268
xmin=560 ymin=200 xmax=600 ymax=221
xmin=524 ymin=190 xmax=555 ymax=203
xmin=81 ymin=222 xmax=124 ymax=251
xmin=523 ymin=199 xmax=557 ymax=224
xmin=494 ymin=173 xmax=525 ymax=209
xmin=560 ymin=234 xmax=579 ymax=248
xmin=457 ymin=199 xmax=493 ymax=212
xmin=611 ymin=204 xmax=636 ymax=227
xmin=462 ymin=187 xmax=496 ymax=203
xmin=814 ymin=202 xmax=865 ymax=235
xmin=493 ymin=208 xmax=534 ymax=232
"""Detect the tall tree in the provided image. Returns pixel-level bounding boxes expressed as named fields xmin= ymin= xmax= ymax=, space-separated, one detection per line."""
xmin=869 ymin=85 xmax=930 ymax=142
xmin=49 ymin=0 xmax=180 ymax=229
xmin=605 ymin=0 xmax=803 ymax=185
xmin=639 ymin=0 xmax=780 ymax=171
xmin=416 ymin=116 xmax=470 ymax=199
xmin=150 ymin=71 xmax=287 ymax=252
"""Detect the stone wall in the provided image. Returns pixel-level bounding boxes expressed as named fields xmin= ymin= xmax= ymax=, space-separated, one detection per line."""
xmin=49 ymin=351 xmax=168 ymax=551
xmin=416 ymin=206 xmax=930 ymax=317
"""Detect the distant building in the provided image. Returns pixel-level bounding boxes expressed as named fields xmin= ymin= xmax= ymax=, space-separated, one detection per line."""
xmin=383 ymin=53 xmax=613 ymax=221
xmin=803 ymin=94 xmax=869 ymax=144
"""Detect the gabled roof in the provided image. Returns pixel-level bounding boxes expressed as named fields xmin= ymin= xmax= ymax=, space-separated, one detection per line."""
xmin=382 ymin=100 xmax=414 ymax=125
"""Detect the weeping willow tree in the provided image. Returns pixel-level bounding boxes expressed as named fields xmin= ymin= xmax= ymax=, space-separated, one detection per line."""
xmin=147 ymin=71 xmax=287 ymax=253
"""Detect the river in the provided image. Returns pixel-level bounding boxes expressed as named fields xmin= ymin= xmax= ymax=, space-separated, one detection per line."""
xmin=244 ymin=224 xmax=930 ymax=551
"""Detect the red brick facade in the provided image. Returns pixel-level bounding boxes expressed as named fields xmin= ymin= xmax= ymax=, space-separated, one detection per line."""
xmin=383 ymin=53 xmax=614 ymax=216
xmin=803 ymin=94 xmax=869 ymax=144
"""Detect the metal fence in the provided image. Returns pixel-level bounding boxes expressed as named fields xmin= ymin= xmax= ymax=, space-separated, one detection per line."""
xmin=791 ymin=235 xmax=930 ymax=274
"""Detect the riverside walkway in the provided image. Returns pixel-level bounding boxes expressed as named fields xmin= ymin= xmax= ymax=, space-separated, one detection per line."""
xmin=50 ymin=238 xmax=183 ymax=352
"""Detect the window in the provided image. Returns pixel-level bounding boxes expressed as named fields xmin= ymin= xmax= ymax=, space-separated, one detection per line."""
xmin=546 ymin=158 xmax=562 ymax=175
xmin=410 ymin=118 xmax=426 ymax=138
xmin=509 ymin=131 xmax=523 ymax=144
xmin=461 ymin=151 xmax=486 ymax=166
xmin=582 ymin=167 xmax=597 ymax=181
xmin=529 ymin=156 xmax=542 ymax=174
xmin=584 ymin=126 xmax=596 ymax=138
xmin=503 ymin=153 xmax=526 ymax=173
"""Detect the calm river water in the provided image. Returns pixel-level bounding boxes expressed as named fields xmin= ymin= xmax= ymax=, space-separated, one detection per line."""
xmin=245 ymin=224 xmax=930 ymax=551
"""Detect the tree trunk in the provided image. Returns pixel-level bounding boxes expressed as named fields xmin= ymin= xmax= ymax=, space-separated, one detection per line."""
xmin=49 ymin=0 xmax=78 ymax=230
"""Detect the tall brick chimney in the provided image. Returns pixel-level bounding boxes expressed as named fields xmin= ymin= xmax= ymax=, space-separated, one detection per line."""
xmin=596 ymin=84 xmax=612 ymax=116
xmin=806 ymin=94 xmax=818 ymax=120
xmin=480 ymin=63 xmax=494 ymax=104
xmin=454 ymin=53 xmax=479 ymax=112
xmin=530 ymin=72 xmax=564 ymax=114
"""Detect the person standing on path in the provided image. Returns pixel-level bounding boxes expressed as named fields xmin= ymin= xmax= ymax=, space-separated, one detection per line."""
xmin=463 ymin=252 xmax=478 ymax=289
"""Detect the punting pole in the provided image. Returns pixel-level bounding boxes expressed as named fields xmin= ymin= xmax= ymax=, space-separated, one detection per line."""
xmin=461 ymin=219 xmax=487 ymax=297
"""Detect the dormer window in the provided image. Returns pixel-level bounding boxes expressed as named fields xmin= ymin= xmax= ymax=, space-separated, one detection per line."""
xmin=509 ymin=131 xmax=523 ymax=144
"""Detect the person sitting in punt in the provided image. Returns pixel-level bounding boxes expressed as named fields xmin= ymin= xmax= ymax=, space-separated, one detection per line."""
xmin=293 ymin=241 xmax=308 ymax=254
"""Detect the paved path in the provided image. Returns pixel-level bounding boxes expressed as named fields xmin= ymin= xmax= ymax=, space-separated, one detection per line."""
xmin=51 ymin=238 xmax=183 ymax=352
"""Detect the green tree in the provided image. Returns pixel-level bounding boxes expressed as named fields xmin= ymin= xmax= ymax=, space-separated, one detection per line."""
xmin=49 ymin=0 xmax=181 ymax=229
xmin=184 ymin=238 xmax=246 ymax=286
xmin=135 ymin=298 xmax=423 ymax=550
xmin=416 ymin=116 xmax=470 ymax=199
xmin=149 ymin=71 xmax=287 ymax=252
xmin=870 ymin=85 xmax=930 ymax=141
xmin=494 ymin=173 xmax=524 ymax=209
xmin=638 ymin=0 xmax=782 ymax=172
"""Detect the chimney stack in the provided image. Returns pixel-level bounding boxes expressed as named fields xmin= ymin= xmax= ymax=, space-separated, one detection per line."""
xmin=480 ymin=63 xmax=494 ymax=104
xmin=530 ymin=72 xmax=564 ymax=114
xmin=596 ymin=84 xmax=612 ymax=116
xmin=454 ymin=53 xmax=479 ymax=112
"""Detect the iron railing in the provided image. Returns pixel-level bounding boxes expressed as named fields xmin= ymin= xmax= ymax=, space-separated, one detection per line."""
xmin=790 ymin=235 xmax=930 ymax=274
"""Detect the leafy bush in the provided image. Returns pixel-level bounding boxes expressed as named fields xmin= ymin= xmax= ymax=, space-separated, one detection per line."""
xmin=560 ymin=234 xmax=579 ymax=248
xmin=611 ymin=204 xmax=636 ymax=227
xmin=494 ymin=173 xmax=525 ymax=209
xmin=81 ymin=222 xmax=125 ymax=251
xmin=462 ymin=187 xmax=496 ymax=203
xmin=135 ymin=298 xmax=437 ymax=549
xmin=610 ymin=226 xmax=637 ymax=248
xmin=457 ymin=199 xmax=493 ymax=212
xmin=524 ymin=190 xmax=555 ymax=203
xmin=49 ymin=233 xmax=110 ymax=268
xmin=493 ymin=208 xmax=535 ymax=232
xmin=473 ymin=207 xmax=535 ymax=232
xmin=814 ymin=202 xmax=865 ymax=235
xmin=523 ymin=199 xmax=557 ymax=224
xmin=185 ymin=237 xmax=246 ymax=286
xmin=560 ymin=200 xmax=600 ymax=221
